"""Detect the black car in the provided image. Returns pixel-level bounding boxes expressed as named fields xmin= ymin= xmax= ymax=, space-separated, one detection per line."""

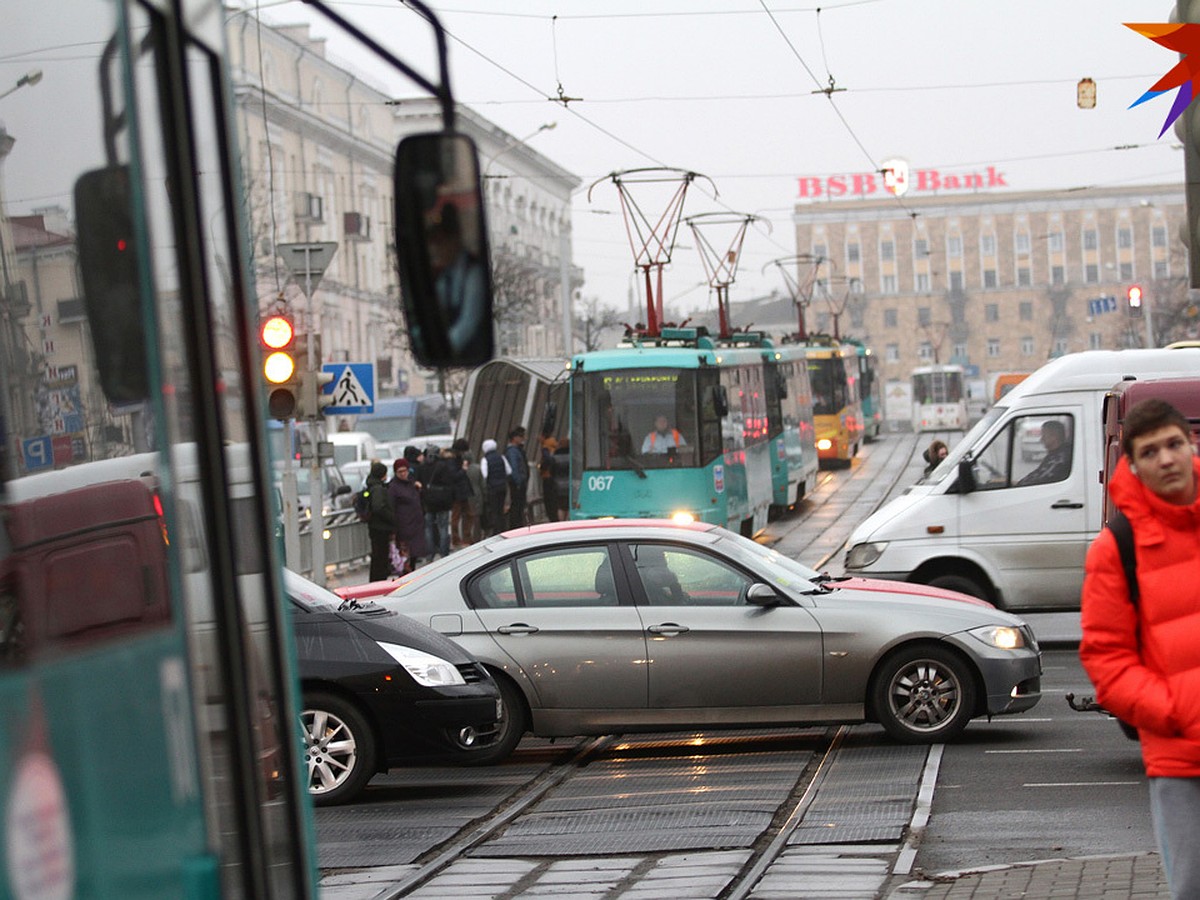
xmin=285 ymin=570 xmax=502 ymax=805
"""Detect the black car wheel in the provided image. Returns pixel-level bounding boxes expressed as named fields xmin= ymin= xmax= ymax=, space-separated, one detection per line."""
xmin=872 ymin=645 xmax=976 ymax=743
xmin=457 ymin=673 xmax=527 ymax=766
xmin=301 ymin=691 xmax=377 ymax=806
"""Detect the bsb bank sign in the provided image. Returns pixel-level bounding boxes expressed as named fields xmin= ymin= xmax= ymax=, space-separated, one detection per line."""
xmin=796 ymin=159 xmax=1009 ymax=201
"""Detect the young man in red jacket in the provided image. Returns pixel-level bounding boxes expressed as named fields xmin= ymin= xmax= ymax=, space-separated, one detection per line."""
xmin=1080 ymin=398 xmax=1200 ymax=899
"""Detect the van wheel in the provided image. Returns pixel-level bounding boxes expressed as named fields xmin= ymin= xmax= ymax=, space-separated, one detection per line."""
xmin=927 ymin=573 xmax=987 ymax=602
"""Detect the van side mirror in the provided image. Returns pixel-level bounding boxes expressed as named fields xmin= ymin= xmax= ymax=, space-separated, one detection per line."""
xmin=394 ymin=133 xmax=494 ymax=369
xmin=955 ymin=457 xmax=977 ymax=494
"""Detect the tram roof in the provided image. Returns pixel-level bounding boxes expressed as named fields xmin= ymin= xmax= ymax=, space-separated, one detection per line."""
xmin=572 ymin=343 xmax=772 ymax=371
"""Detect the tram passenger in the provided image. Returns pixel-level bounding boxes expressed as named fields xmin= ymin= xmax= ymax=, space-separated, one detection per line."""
xmin=641 ymin=414 xmax=688 ymax=455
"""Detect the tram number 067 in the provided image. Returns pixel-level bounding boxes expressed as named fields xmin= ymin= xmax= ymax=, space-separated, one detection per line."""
xmin=586 ymin=475 xmax=615 ymax=491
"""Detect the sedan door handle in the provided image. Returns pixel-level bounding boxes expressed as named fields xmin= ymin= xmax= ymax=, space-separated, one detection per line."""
xmin=647 ymin=623 xmax=690 ymax=636
xmin=496 ymin=623 xmax=539 ymax=635
xmin=1050 ymin=500 xmax=1084 ymax=509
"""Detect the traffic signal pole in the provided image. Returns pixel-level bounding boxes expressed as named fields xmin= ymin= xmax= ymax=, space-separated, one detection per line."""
xmin=303 ymin=259 xmax=326 ymax=587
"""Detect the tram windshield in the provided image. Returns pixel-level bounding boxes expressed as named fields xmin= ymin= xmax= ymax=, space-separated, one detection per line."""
xmin=579 ymin=369 xmax=702 ymax=469
xmin=807 ymin=357 xmax=848 ymax=416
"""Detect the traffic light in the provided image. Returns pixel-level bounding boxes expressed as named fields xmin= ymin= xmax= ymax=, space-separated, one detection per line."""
xmin=1126 ymin=284 xmax=1144 ymax=318
xmin=299 ymin=368 xmax=335 ymax=418
xmin=259 ymin=314 xmax=299 ymax=419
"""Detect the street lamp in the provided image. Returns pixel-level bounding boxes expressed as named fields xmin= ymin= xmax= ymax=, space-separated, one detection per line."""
xmin=0 ymin=70 xmax=43 ymax=102
xmin=483 ymin=122 xmax=556 ymax=178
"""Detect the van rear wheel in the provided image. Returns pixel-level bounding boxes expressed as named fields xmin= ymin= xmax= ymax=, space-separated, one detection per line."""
xmin=926 ymin=573 xmax=987 ymax=602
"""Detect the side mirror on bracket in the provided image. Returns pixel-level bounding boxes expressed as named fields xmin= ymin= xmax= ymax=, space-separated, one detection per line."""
xmin=394 ymin=132 xmax=494 ymax=369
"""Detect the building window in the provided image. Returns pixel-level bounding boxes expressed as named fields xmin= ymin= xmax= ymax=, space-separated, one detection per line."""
xmin=1048 ymin=232 xmax=1064 ymax=252
xmin=1015 ymin=232 xmax=1030 ymax=255
xmin=1017 ymin=267 xmax=1031 ymax=286
xmin=884 ymin=308 xmax=898 ymax=327
xmin=1051 ymin=265 xmax=1065 ymax=284
xmin=1090 ymin=332 xmax=1104 ymax=350
xmin=882 ymin=274 xmax=897 ymax=293
xmin=1021 ymin=336 xmax=1034 ymax=355
xmin=1152 ymin=226 xmax=1167 ymax=247
xmin=917 ymin=307 xmax=931 ymax=326
xmin=949 ymin=270 xmax=964 ymax=291
xmin=1054 ymin=338 xmax=1069 ymax=356
xmin=981 ymin=234 xmax=996 ymax=256
xmin=880 ymin=240 xmax=895 ymax=261
xmin=1019 ymin=301 xmax=1032 ymax=321
xmin=813 ymin=243 xmax=827 ymax=258
xmin=886 ymin=343 xmax=900 ymax=362
xmin=1117 ymin=227 xmax=1133 ymax=249
xmin=847 ymin=242 xmax=860 ymax=263
xmin=947 ymin=235 xmax=963 ymax=258
xmin=1083 ymin=229 xmax=1098 ymax=250
xmin=914 ymin=238 xmax=929 ymax=258
xmin=1155 ymin=260 xmax=1169 ymax=279
xmin=983 ymin=269 xmax=997 ymax=288
xmin=987 ymin=339 xmax=1001 ymax=357
xmin=985 ymin=303 xmax=999 ymax=322
xmin=916 ymin=272 xmax=931 ymax=292
xmin=1085 ymin=263 xmax=1099 ymax=283
xmin=918 ymin=342 xmax=933 ymax=361
xmin=1119 ymin=261 xmax=1134 ymax=281
xmin=952 ymin=342 xmax=968 ymax=361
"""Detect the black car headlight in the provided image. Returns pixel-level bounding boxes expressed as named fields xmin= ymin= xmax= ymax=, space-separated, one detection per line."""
xmin=966 ymin=624 xmax=1026 ymax=651
xmin=378 ymin=642 xmax=467 ymax=686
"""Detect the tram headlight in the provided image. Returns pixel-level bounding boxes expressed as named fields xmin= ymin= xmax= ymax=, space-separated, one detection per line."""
xmin=377 ymin=643 xmax=466 ymax=686
xmin=816 ymin=438 xmax=833 ymax=451
xmin=845 ymin=541 xmax=886 ymax=569
xmin=671 ymin=511 xmax=695 ymax=525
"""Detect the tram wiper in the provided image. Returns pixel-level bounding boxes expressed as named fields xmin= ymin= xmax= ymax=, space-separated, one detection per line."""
xmin=624 ymin=456 xmax=648 ymax=479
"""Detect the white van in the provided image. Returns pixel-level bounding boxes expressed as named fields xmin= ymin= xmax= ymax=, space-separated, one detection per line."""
xmin=844 ymin=348 xmax=1200 ymax=611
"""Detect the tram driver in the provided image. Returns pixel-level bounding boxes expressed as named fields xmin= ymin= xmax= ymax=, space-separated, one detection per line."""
xmin=641 ymin=414 xmax=688 ymax=455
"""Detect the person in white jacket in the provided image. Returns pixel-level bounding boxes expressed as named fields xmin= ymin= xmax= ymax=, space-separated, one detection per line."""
xmin=479 ymin=438 xmax=511 ymax=536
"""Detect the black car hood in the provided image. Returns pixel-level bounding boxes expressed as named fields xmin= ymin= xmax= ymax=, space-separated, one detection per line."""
xmin=334 ymin=603 xmax=474 ymax=664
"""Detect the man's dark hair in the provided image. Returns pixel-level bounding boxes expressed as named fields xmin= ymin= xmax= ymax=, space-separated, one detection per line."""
xmin=508 ymin=426 xmax=526 ymax=441
xmin=1042 ymin=419 xmax=1067 ymax=442
xmin=1122 ymin=397 xmax=1190 ymax=458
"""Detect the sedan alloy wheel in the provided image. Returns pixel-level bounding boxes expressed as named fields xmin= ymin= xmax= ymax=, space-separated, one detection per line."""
xmin=301 ymin=691 xmax=377 ymax=806
xmin=873 ymin=645 xmax=976 ymax=743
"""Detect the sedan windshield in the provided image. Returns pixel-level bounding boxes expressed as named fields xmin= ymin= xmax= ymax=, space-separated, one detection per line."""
xmin=712 ymin=530 xmax=823 ymax=592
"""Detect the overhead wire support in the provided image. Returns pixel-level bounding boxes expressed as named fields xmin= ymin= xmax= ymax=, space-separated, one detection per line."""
xmin=765 ymin=253 xmax=828 ymax=343
xmin=588 ymin=167 xmax=717 ymax=338
xmin=685 ymin=212 xmax=769 ymax=340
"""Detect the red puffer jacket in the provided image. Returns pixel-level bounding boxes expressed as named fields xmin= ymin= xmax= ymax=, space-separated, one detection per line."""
xmin=1079 ymin=454 xmax=1200 ymax=777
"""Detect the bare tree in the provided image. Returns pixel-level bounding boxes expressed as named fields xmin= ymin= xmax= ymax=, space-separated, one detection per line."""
xmin=574 ymin=297 xmax=625 ymax=352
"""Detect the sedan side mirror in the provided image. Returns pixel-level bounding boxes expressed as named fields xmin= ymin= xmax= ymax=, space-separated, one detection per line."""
xmin=746 ymin=583 xmax=783 ymax=607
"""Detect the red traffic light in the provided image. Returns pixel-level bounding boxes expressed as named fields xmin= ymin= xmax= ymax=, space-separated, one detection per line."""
xmin=260 ymin=314 xmax=295 ymax=350
xmin=1126 ymin=285 xmax=1143 ymax=308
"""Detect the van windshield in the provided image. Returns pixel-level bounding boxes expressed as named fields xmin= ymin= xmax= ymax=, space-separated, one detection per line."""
xmin=927 ymin=407 xmax=1004 ymax=481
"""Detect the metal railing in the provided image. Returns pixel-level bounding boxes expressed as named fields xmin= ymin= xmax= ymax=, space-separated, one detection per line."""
xmin=290 ymin=508 xmax=369 ymax=578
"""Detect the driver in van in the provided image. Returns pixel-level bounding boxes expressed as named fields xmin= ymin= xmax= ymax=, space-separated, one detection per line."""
xmin=1018 ymin=419 xmax=1072 ymax=486
xmin=641 ymin=414 xmax=687 ymax=455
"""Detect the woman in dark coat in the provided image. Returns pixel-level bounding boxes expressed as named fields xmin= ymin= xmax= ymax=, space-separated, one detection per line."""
xmin=388 ymin=457 xmax=428 ymax=572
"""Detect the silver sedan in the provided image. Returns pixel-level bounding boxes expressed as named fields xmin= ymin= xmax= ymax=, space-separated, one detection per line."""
xmin=361 ymin=520 xmax=1042 ymax=764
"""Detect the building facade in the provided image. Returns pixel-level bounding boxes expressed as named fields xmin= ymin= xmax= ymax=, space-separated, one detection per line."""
xmin=788 ymin=183 xmax=1188 ymax=394
xmin=226 ymin=14 xmax=581 ymax=400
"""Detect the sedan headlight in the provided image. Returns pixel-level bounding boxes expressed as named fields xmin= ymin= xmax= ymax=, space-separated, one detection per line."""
xmin=845 ymin=541 xmax=887 ymax=569
xmin=966 ymin=624 xmax=1026 ymax=651
xmin=378 ymin=642 xmax=466 ymax=686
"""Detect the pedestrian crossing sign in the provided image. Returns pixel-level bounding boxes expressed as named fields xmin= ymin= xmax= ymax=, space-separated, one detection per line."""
xmin=322 ymin=362 xmax=375 ymax=414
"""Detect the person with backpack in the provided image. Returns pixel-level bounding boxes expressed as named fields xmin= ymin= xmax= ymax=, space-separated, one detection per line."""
xmin=362 ymin=461 xmax=396 ymax=582
xmin=421 ymin=447 xmax=457 ymax=559
xmin=479 ymin=438 xmax=510 ymax=536
xmin=1080 ymin=398 xmax=1200 ymax=899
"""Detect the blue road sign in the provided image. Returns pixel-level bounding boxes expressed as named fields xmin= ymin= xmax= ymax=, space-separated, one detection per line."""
xmin=322 ymin=362 xmax=375 ymax=414
xmin=22 ymin=435 xmax=53 ymax=472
